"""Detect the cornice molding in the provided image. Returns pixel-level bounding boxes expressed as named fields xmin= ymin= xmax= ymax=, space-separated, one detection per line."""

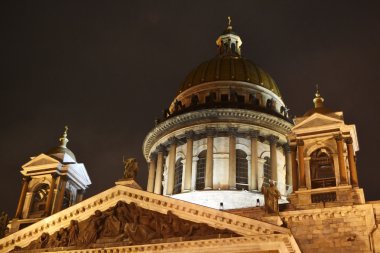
xmin=143 ymin=108 xmax=293 ymax=160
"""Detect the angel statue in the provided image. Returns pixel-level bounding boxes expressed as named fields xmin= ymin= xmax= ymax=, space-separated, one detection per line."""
xmin=122 ymin=157 xmax=139 ymax=180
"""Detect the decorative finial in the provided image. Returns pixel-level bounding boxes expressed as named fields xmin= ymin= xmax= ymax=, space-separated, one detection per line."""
xmin=313 ymin=84 xmax=324 ymax=108
xmin=227 ymin=16 xmax=232 ymax=30
xmin=59 ymin=125 xmax=69 ymax=148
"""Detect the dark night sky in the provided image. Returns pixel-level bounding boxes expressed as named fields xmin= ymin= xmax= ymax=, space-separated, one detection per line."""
xmin=0 ymin=1 xmax=379 ymax=216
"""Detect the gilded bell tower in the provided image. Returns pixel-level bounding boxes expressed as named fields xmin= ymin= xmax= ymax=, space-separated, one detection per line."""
xmin=287 ymin=88 xmax=363 ymax=209
xmin=8 ymin=127 xmax=91 ymax=234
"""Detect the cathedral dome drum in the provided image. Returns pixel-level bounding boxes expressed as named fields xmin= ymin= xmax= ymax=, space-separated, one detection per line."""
xmin=143 ymin=19 xmax=294 ymax=210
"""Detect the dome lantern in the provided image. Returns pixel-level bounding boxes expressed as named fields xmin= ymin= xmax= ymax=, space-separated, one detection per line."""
xmin=216 ymin=17 xmax=242 ymax=57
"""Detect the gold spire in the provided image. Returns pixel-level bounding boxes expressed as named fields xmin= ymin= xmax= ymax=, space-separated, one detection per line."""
xmin=313 ymin=84 xmax=324 ymax=108
xmin=59 ymin=125 xmax=69 ymax=148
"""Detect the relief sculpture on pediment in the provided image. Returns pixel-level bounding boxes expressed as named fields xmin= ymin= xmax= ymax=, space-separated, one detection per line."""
xmin=16 ymin=201 xmax=236 ymax=251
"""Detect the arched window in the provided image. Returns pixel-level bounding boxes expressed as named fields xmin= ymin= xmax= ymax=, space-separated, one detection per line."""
xmin=310 ymin=148 xmax=336 ymax=189
xmin=263 ymin=156 xmax=271 ymax=186
xmin=173 ymin=158 xmax=183 ymax=194
xmin=236 ymin=149 xmax=248 ymax=190
xmin=30 ymin=184 xmax=49 ymax=217
xmin=196 ymin=150 xmax=207 ymax=190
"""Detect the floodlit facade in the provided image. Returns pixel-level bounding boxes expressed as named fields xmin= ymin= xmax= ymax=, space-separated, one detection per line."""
xmin=0 ymin=20 xmax=379 ymax=253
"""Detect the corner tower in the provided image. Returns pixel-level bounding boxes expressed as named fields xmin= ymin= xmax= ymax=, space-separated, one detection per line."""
xmin=143 ymin=19 xmax=294 ymax=210
xmin=8 ymin=127 xmax=91 ymax=234
xmin=287 ymin=88 xmax=364 ymax=209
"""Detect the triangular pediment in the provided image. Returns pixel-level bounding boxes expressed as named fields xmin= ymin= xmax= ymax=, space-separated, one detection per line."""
xmin=292 ymin=113 xmax=343 ymax=132
xmin=1 ymin=184 xmax=295 ymax=253
xmin=21 ymin=153 xmax=60 ymax=171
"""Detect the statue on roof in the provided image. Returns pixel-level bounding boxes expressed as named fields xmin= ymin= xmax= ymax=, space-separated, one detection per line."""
xmin=261 ymin=181 xmax=281 ymax=214
xmin=123 ymin=157 xmax=139 ymax=180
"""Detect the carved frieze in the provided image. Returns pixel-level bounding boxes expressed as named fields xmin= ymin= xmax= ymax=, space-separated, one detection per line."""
xmin=16 ymin=201 xmax=236 ymax=251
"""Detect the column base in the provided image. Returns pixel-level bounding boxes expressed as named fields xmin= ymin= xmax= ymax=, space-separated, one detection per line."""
xmin=204 ymin=187 xmax=212 ymax=190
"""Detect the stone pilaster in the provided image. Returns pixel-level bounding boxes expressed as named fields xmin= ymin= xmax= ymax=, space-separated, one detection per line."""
xmin=228 ymin=127 xmax=238 ymax=189
xmin=297 ymin=139 xmax=306 ymax=189
xmin=345 ymin=137 xmax=358 ymax=187
xmin=335 ymin=135 xmax=348 ymax=185
xmin=268 ymin=135 xmax=279 ymax=183
xmin=166 ymin=137 xmax=177 ymax=195
xmin=184 ymin=131 xmax=195 ymax=192
xmin=154 ymin=145 xmax=165 ymax=194
xmin=205 ymin=128 xmax=215 ymax=189
xmin=249 ymin=130 xmax=259 ymax=191
xmin=147 ymin=153 xmax=157 ymax=192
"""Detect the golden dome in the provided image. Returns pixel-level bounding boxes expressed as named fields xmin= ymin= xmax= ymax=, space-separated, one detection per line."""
xmin=179 ymin=55 xmax=281 ymax=97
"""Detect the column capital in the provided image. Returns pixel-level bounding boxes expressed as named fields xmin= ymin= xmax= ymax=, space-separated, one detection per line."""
xmin=168 ymin=136 xmax=178 ymax=145
xmin=296 ymin=139 xmax=304 ymax=146
xmin=149 ymin=153 xmax=157 ymax=161
xmin=268 ymin=135 xmax=279 ymax=144
xmin=282 ymin=143 xmax=291 ymax=153
xmin=228 ymin=127 xmax=238 ymax=136
xmin=334 ymin=134 xmax=343 ymax=142
xmin=345 ymin=137 xmax=353 ymax=144
xmin=205 ymin=127 xmax=216 ymax=137
xmin=156 ymin=144 xmax=166 ymax=153
xmin=22 ymin=176 xmax=31 ymax=183
xmin=184 ymin=130 xmax=195 ymax=140
xmin=249 ymin=130 xmax=260 ymax=139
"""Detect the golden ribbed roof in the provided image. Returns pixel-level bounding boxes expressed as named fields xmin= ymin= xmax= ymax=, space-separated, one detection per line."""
xmin=179 ymin=55 xmax=281 ymax=97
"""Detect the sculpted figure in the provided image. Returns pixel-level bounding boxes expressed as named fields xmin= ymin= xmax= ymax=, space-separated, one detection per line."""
xmin=124 ymin=203 xmax=156 ymax=244
xmin=123 ymin=158 xmax=139 ymax=180
xmin=102 ymin=208 xmax=121 ymax=237
xmin=38 ymin=232 xmax=50 ymax=249
xmin=81 ymin=210 xmax=105 ymax=245
xmin=68 ymin=220 xmax=79 ymax=246
xmin=261 ymin=182 xmax=281 ymax=214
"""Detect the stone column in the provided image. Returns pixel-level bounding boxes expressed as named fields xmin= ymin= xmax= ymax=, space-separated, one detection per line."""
xmin=184 ymin=131 xmax=194 ymax=192
xmin=250 ymin=130 xmax=259 ymax=191
xmin=191 ymin=157 xmax=199 ymax=191
xmin=166 ymin=137 xmax=177 ymax=195
xmin=228 ymin=127 xmax=237 ymax=189
xmin=304 ymin=157 xmax=311 ymax=189
xmin=154 ymin=146 xmax=165 ymax=194
xmin=283 ymin=144 xmax=292 ymax=193
xmin=54 ymin=175 xmax=68 ymax=213
xmin=257 ymin=158 xmax=266 ymax=190
xmin=297 ymin=140 xmax=306 ymax=189
xmin=290 ymin=146 xmax=298 ymax=192
xmin=205 ymin=128 xmax=215 ymax=189
xmin=268 ymin=135 xmax=279 ymax=183
xmin=335 ymin=135 xmax=348 ymax=185
xmin=44 ymin=174 xmax=57 ymax=215
xmin=15 ymin=177 xmax=30 ymax=218
xmin=147 ymin=154 xmax=157 ymax=192
xmin=346 ymin=137 xmax=358 ymax=187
